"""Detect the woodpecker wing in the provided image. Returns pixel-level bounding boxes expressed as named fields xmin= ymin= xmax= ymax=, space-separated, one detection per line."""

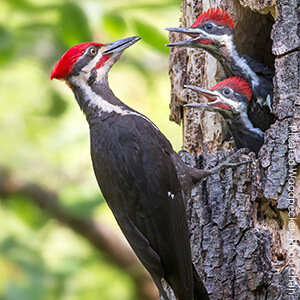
xmin=241 ymin=55 xmax=274 ymax=80
xmin=241 ymin=55 xmax=276 ymax=131
xmin=90 ymin=113 xmax=194 ymax=299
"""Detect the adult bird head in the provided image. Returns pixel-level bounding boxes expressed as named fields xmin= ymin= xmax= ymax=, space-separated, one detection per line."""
xmin=50 ymin=36 xmax=141 ymax=85
xmin=185 ymin=76 xmax=252 ymax=119
xmin=166 ymin=8 xmax=234 ymax=57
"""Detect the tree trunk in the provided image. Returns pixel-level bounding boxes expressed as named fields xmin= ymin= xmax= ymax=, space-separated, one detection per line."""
xmin=166 ymin=0 xmax=300 ymax=299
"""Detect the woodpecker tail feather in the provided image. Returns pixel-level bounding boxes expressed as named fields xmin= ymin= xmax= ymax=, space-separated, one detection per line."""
xmin=193 ymin=265 xmax=210 ymax=300
xmin=150 ymin=276 xmax=169 ymax=300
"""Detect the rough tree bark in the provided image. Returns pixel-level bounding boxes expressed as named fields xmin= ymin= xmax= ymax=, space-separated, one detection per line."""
xmin=166 ymin=0 xmax=300 ymax=299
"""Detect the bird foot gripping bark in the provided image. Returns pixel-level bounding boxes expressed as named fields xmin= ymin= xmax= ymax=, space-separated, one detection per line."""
xmin=178 ymin=148 xmax=253 ymax=186
xmin=207 ymin=148 xmax=253 ymax=175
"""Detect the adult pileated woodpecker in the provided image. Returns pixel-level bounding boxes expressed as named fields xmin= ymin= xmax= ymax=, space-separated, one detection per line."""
xmin=185 ymin=77 xmax=264 ymax=155
xmin=166 ymin=8 xmax=275 ymax=132
xmin=51 ymin=36 xmax=248 ymax=300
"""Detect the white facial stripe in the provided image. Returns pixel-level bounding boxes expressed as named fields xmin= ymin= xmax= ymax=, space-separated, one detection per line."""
xmin=199 ymin=32 xmax=260 ymax=87
xmin=70 ymin=76 xmax=159 ymax=131
xmin=188 ymin=28 xmax=204 ymax=33
xmin=217 ymin=92 xmax=264 ymax=136
xmin=235 ymin=56 xmax=260 ymax=87
xmin=213 ymin=33 xmax=233 ymax=52
xmin=240 ymin=112 xmax=264 ymax=137
xmin=96 ymin=61 xmax=112 ymax=82
xmin=81 ymin=50 xmax=104 ymax=74
xmin=218 ymin=95 xmax=241 ymax=111
xmin=72 ymin=76 xmax=127 ymax=114
xmin=73 ymin=48 xmax=112 ymax=83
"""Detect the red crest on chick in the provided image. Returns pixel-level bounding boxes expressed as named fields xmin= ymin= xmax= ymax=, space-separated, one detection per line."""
xmin=211 ymin=76 xmax=252 ymax=101
xmin=191 ymin=8 xmax=234 ymax=29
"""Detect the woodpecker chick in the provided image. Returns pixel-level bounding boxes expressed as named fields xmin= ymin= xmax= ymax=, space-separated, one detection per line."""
xmin=166 ymin=8 xmax=275 ymax=131
xmin=185 ymin=77 xmax=264 ymax=155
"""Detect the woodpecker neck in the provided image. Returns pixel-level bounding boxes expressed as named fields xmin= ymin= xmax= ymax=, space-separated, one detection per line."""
xmin=226 ymin=110 xmax=264 ymax=140
xmin=68 ymin=74 xmax=160 ymax=131
xmin=227 ymin=112 xmax=264 ymax=154
xmin=218 ymin=41 xmax=259 ymax=88
xmin=69 ymin=75 xmax=131 ymax=124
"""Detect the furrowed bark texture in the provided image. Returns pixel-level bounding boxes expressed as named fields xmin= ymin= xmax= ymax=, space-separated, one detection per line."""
xmin=166 ymin=0 xmax=300 ymax=299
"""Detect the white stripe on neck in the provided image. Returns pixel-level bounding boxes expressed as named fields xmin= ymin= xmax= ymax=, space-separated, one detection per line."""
xmin=220 ymin=35 xmax=260 ymax=88
xmin=71 ymin=76 xmax=159 ymax=131
xmin=240 ymin=111 xmax=264 ymax=137
xmin=230 ymin=46 xmax=260 ymax=88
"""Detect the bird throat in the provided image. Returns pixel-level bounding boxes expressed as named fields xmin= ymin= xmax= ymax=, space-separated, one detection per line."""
xmin=69 ymin=77 xmax=159 ymax=130
xmin=219 ymin=45 xmax=260 ymax=87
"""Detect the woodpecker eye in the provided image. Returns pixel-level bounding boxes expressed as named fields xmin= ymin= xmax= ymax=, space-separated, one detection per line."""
xmin=204 ymin=23 xmax=213 ymax=31
xmin=89 ymin=47 xmax=97 ymax=56
xmin=222 ymin=88 xmax=231 ymax=96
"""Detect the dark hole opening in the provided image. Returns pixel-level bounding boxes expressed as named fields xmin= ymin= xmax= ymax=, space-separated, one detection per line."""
xmin=277 ymin=254 xmax=284 ymax=261
xmin=234 ymin=8 xmax=275 ymax=68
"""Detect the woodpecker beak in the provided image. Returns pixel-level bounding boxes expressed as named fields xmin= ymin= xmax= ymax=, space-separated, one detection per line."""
xmin=166 ymin=38 xmax=199 ymax=47
xmin=184 ymin=85 xmax=233 ymax=111
xmin=165 ymin=27 xmax=211 ymax=47
xmin=103 ymin=36 xmax=141 ymax=54
xmin=185 ymin=85 xmax=219 ymax=102
xmin=166 ymin=27 xmax=202 ymax=37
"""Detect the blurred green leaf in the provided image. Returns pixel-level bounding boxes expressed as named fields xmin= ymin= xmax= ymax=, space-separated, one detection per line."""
xmin=47 ymin=90 xmax=68 ymax=117
xmin=60 ymin=184 xmax=104 ymax=218
xmin=18 ymin=23 xmax=55 ymax=31
xmin=5 ymin=0 xmax=59 ymax=15
xmin=0 ymin=237 xmax=45 ymax=300
xmin=5 ymin=195 xmax=48 ymax=229
xmin=58 ymin=2 xmax=92 ymax=47
xmin=0 ymin=26 xmax=16 ymax=65
xmin=64 ymin=198 xmax=104 ymax=218
xmin=132 ymin=20 xmax=169 ymax=54
xmin=5 ymin=0 xmax=39 ymax=12
xmin=108 ymin=0 xmax=181 ymax=11
xmin=101 ymin=13 xmax=127 ymax=38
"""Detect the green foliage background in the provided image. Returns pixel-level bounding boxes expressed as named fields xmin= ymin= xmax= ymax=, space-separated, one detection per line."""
xmin=0 ymin=0 xmax=181 ymax=299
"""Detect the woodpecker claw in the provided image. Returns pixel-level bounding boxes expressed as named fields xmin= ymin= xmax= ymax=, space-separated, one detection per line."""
xmin=214 ymin=160 xmax=252 ymax=171
xmin=207 ymin=149 xmax=252 ymax=175
xmin=177 ymin=149 xmax=189 ymax=157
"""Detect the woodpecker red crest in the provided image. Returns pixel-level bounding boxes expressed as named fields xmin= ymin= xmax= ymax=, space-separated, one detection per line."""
xmin=50 ymin=42 xmax=104 ymax=80
xmin=211 ymin=76 xmax=252 ymax=101
xmin=185 ymin=77 xmax=264 ymax=154
xmin=191 ymin=8 xmax=234 ymax=29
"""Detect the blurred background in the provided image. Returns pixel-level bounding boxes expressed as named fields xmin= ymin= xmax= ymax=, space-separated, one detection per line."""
xmin=0 ymin=0 xmax=182 ymax=299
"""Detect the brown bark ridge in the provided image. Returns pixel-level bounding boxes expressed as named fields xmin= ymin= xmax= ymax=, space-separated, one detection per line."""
xmin=167 ymin=0 xmax=300 ymax=299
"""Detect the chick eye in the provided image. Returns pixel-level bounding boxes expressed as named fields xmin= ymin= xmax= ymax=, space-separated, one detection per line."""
xmin=222 ymin=88 xmax=231 ymax=96
xmin=204 ymin=23 xmax=213 ymax=31
xmin=89 ymin=47 xmax=97 ymax=56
